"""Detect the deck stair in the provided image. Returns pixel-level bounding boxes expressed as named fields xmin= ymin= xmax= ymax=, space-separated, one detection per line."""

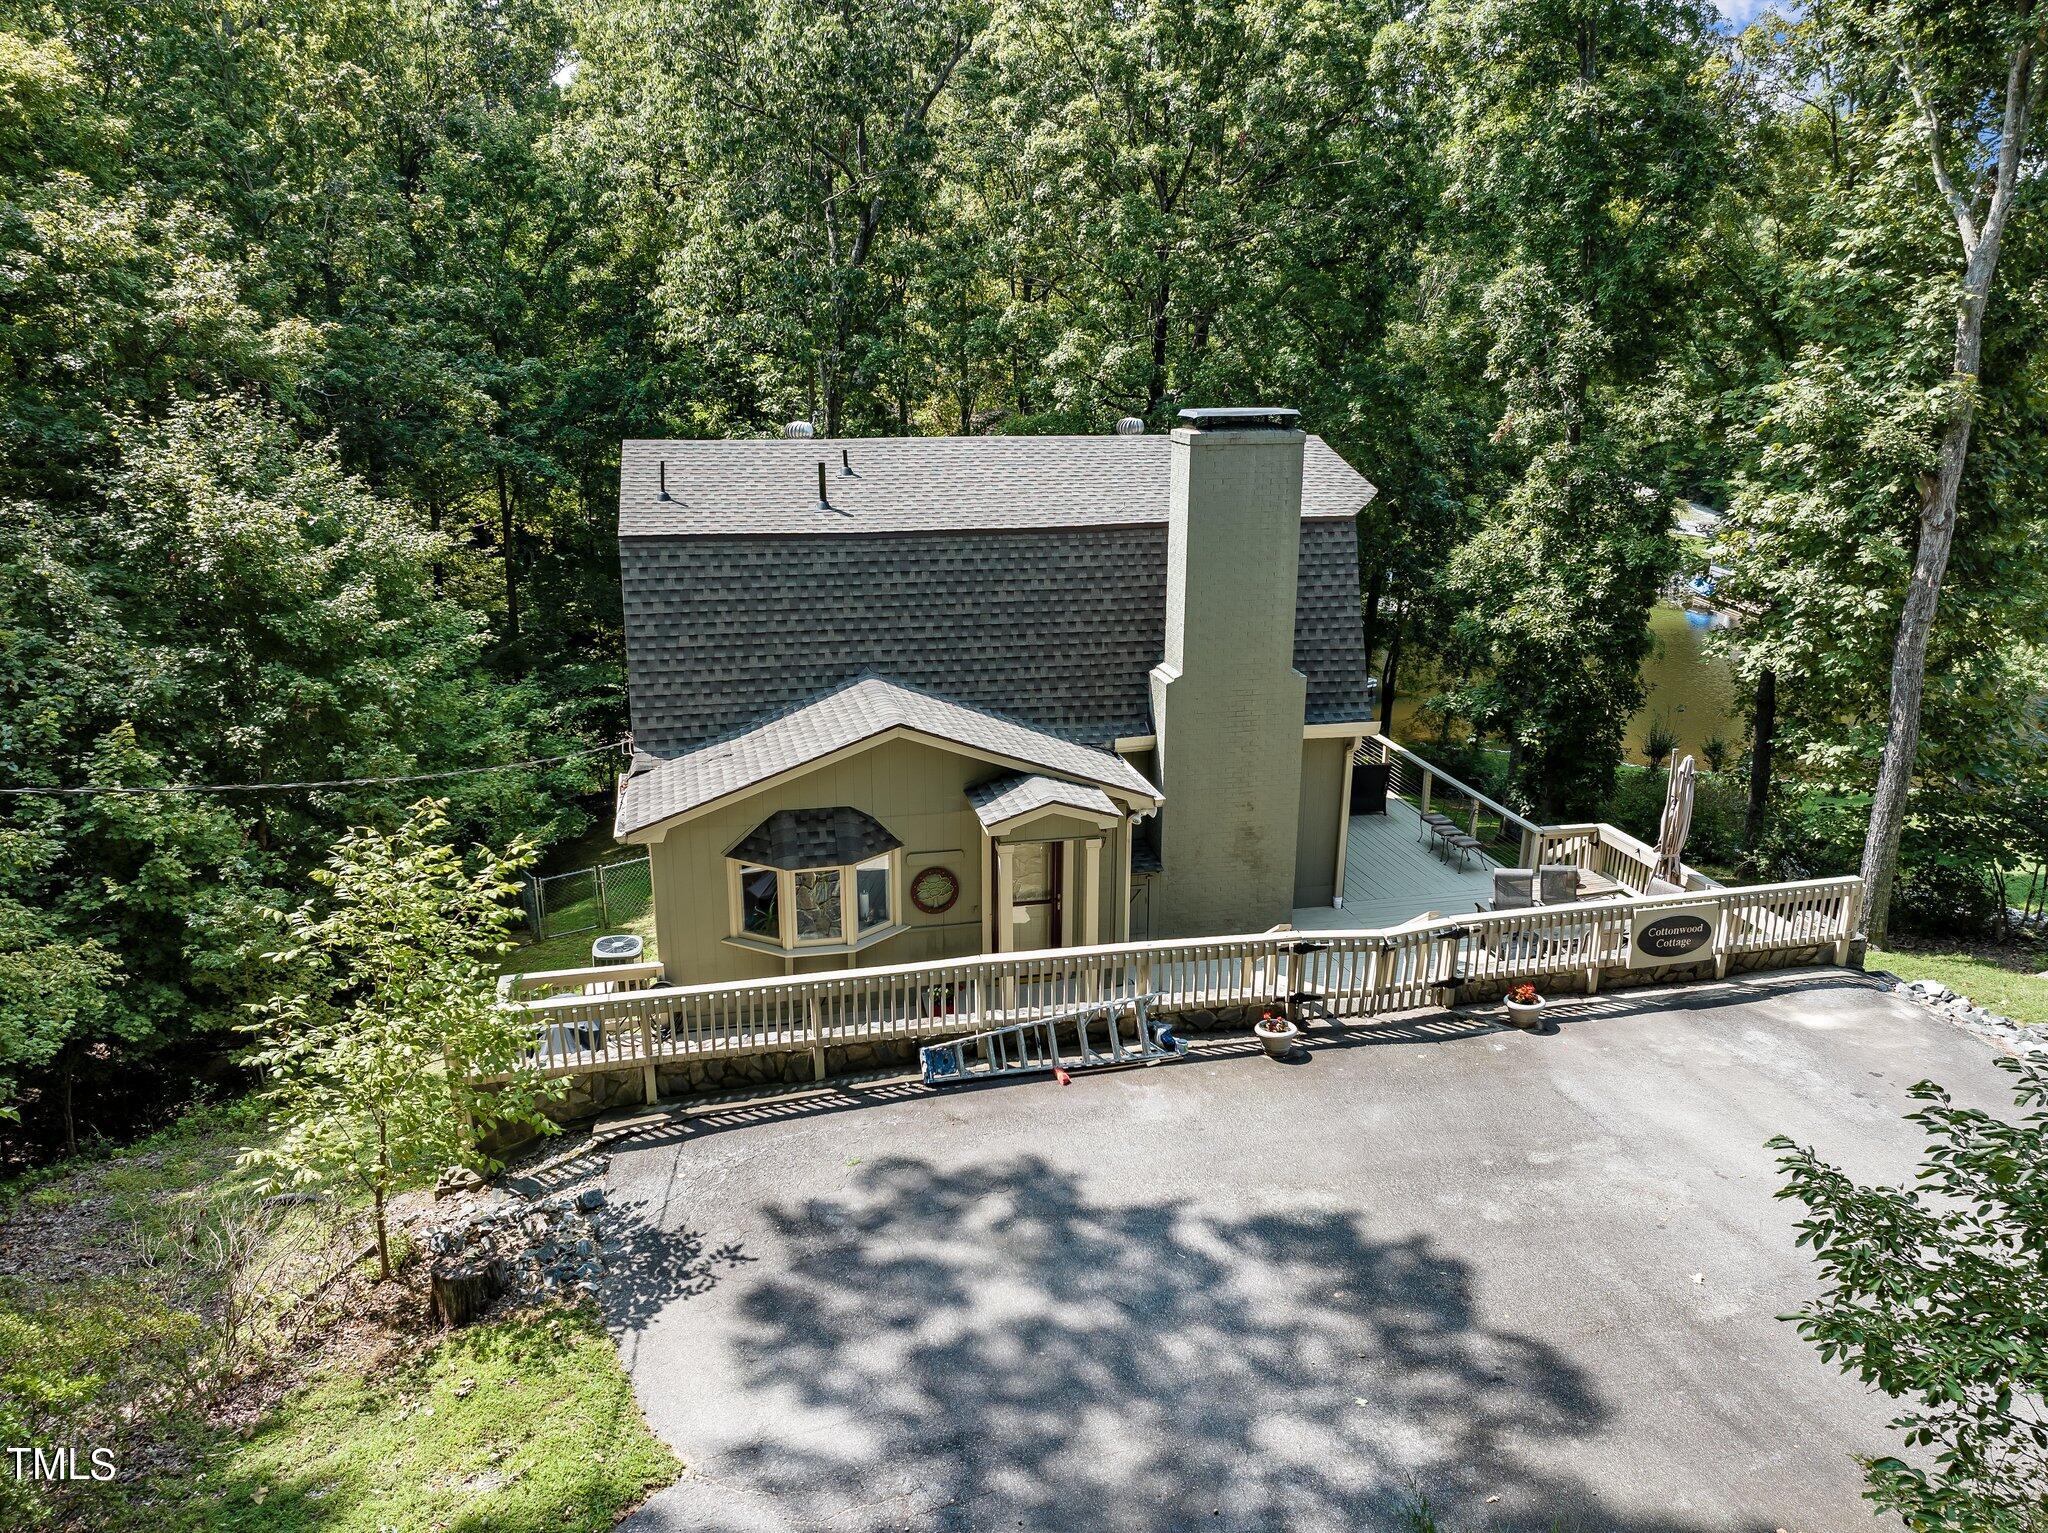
xmin=920 ymin=993 xmax=1183 ymax=1086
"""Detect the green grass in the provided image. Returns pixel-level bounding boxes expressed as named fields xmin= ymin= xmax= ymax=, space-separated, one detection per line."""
xmin=2006 ymin=863 xmax=2045 ymax=911
xmin=125 ymin=1311 xmax=679 ymax=1533
xmin=500 ymin=902 xmax=658 ymax=977
xmin=1872 ymin=947 xmax=2048 ymax=1027
xmin=2 ymin=1102 xmax=680 ymax=1531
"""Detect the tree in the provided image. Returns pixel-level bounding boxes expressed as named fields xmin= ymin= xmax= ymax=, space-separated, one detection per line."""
xmin=1706 ymin=6 xmax=2048 ymax=920
xmin=1840 ymin=0 xmax=2047 ymax=944
xmin=1424 ymin=0 xmax=1725 ymax=816
xmin=579 ymin=0 xmax=988 ymax=435
xmin=0 ymin=829 xmax=118 ymax=1131
xmin=1771 ymin=1058 xmax=2048 ymax=1529
xmin=242 ymin=801 xmax=557 ymax=1281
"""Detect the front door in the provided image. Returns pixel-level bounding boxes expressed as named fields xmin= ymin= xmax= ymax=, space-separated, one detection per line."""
xmin=1008 ymin=840 xmax=1063 ymax=951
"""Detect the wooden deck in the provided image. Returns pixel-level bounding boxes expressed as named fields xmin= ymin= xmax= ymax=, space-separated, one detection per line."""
xmin=1292 ymin=797 xmax=1498 ymax=931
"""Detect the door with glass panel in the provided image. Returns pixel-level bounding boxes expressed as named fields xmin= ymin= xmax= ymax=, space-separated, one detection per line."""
xmin=1008 ymin=840 xmax=1062 ymax=951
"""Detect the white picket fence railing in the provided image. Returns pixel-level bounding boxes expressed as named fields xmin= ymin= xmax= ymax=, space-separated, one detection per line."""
xmin=488 ymin=875 xmax=1862 ymax=1089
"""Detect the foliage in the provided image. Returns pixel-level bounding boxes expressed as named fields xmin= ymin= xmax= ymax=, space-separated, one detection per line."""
xmin=241 ymin=802 xmax=557 ymax=1278
xmin=1706 ymin=0 xmax=2048 ymax=941
xmin=1607 ymin=763 xmax=1744 ymax=867
xmin=1642 ymin=719 xmax=1678 ymax=771
xmin=0 ymin=1096 xmax=672 ymax=1531
xmin=0 ymin=827 xmax=117 ymax=1121
xmin=0 ymin=1282 xmax=207 ymax=1528
xmin=2 ymin=0 xmax=2046 ymax=1141
xmin=1771 ymin=1058 xmax=2048 ymax=1529
xmin=1424 ymin=0 xmax=1724 ymax=817
xmin=137 ymin=1310 xmax=680 ymax=1533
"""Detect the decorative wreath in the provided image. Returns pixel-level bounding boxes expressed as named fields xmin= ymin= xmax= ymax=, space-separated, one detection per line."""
xmin=910 ymin=865 xmax=960 ymax=915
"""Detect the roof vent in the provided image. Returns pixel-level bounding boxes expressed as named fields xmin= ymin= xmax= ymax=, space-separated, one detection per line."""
xmin=1113 ymin=416 xmax=1145 ymax=435
xmin=657 ymin=460 xmax=672 ymax=501
xmin=785 ymin=420 xmax=816 ymax=439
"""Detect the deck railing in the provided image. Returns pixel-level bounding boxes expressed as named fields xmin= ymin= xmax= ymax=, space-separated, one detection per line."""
xmin=489 ymin=876 xmax=1861 ymax=1089
xmin=1359 ymin=735 xmax=1538 ymax=867
xmin=1356 ymin=736 xmax=1718 ymax=893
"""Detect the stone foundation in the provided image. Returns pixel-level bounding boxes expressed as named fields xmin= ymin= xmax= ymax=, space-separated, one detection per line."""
xmin=656 ymin=1036 xmax=923 ymax=1096
xmin=1449 ymin=944 xmax=1847 ymax=1007
xmin=1152 ymin=1001 xmax=1269 ymax=1033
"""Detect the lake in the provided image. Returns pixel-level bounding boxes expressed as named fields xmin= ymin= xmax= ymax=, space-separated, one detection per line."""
xmin=1388 ymin=603 xmax=1743 ymax=767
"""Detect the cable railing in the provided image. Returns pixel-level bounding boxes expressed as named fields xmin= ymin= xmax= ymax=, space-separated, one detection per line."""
xmin=1355 ymin=736 xmax=1717 ymax=892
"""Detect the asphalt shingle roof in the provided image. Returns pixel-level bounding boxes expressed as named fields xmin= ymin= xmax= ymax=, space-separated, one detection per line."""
xmin=616 ymin=676 xmax=1162 ymax=838
xmin=620 ymin=434 xmax=1372 ymax=537
xmin=966 ymin=774 xmax=1119 ymax=830
xmin=725 ymin=807 xmax=901 ymax=870
xmin=622 ymin=518 xmax=1373 ymax=758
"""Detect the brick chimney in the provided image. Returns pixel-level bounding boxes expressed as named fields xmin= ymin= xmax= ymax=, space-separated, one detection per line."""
xmin=1148 ymin=407 xmax=1308 ymax=935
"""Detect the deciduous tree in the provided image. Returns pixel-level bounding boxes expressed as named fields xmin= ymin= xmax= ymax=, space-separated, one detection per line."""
xmin=243 ymin=801 xmax=557 ymax=1280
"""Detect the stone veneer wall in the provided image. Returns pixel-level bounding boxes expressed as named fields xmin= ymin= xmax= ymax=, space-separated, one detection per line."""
xmin=1449 ymin=941 xmax=1862 ymax=1006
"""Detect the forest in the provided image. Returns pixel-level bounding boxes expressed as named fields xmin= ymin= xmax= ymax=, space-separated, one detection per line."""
xmin=2 ymin=0 xmax=2045 ymax=1156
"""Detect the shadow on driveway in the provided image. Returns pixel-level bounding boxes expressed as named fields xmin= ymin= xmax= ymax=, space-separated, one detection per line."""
xmin=626 ymin=1151 xmax=1745 ymax=1532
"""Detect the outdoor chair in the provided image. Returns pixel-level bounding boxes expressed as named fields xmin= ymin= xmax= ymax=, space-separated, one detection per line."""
xmin=1538 ymin=866 xmax=1580 ymax=905
xmin=1490 ymin=869 xmax=1535 ymax=911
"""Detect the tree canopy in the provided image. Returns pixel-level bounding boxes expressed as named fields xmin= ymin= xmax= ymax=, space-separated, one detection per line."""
xmin=2 ymin=0 xmax=2044 ymax=1136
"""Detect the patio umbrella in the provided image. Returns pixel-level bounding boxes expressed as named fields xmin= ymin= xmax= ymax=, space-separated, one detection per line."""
xmin=1654 ymin=754 xmax=1697 ymax=887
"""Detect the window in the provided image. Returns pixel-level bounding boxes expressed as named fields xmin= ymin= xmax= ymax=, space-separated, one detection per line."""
xmin=739 ymin=866 xmax=780 ymax=940
xmin=724 ymin=821 xmax=904 ymax=954
xmin=792 ymin=868 xmax=843 ymax=943
xmin=856 ymin=854 xmax=892 ymax=932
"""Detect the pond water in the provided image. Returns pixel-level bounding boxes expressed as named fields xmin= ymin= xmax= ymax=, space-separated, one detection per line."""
xmin=1388 ymin=603 xmax=1743 ymax=767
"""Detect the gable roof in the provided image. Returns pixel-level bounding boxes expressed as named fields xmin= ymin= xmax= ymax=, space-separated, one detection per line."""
xmin=966 ymin=773 xmax=1119 ymax=831
xmin=619 ymin=434 xmax=1373 ymax=537
xmin=616 ymin=676 xmax=1161 ymax=839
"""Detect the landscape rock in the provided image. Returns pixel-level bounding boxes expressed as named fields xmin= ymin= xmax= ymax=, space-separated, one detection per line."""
xmin=1891 ymin=973 xmax=2036 ymax=1059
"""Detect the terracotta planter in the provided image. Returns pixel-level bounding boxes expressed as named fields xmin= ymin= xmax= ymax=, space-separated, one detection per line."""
xmin=1253 ymin=1016 xmax=1301 ymax=1059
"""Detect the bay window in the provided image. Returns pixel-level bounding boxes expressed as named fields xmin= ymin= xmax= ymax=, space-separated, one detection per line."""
xmin=723 ymin=808 xmax=904 ymax=954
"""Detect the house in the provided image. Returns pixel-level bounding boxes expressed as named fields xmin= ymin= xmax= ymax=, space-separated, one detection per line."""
xmin=613 ymin=406 xmax=1382 ymax=984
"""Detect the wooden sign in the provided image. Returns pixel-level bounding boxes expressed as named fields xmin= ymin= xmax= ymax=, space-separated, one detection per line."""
xmin=1628 ymin=903 xmax=1717 ymax=969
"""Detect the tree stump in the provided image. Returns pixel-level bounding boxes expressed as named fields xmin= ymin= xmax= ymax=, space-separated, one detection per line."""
xmin=430 ymin=1258 xmax=504 ymax=1328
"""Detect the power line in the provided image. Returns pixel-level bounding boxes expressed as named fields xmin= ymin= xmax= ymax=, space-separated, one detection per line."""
xmin=0 ymin=738 xmax=630 ymax=799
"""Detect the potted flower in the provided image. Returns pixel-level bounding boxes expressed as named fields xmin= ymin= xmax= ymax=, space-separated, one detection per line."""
xmin=1503 ymin=982 xmax=1546 ymax=1026
xmin=1253 ymin=1010 xmax=1301 ymax=1059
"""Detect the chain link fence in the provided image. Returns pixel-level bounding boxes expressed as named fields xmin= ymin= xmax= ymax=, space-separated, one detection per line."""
xmin=520 ymin=855 xmax=653 ymax=941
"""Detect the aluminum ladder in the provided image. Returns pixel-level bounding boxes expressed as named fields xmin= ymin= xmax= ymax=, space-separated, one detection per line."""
xmin=920 ymin=992 xmax=1184 ymax=1086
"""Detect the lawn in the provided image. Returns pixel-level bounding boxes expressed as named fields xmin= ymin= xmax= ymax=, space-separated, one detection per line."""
xmin=0 ymin=1102 xmax=677 ymax=1531
xmin=133 ymin=1312 xmax=677 ymax=1533
xmin=1870 ymin=946 xmax=2048 ymax=1026
xmin=500 ymin=902 xmax=657 ymax=977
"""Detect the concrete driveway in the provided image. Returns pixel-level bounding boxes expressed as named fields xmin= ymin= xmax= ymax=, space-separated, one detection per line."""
xmin=601 ymin=969 xmax=2018 ymax=1533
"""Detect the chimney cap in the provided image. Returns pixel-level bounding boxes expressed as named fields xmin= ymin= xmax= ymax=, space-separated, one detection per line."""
xmin=1176 ymin=406 xmax=1300 ymax=431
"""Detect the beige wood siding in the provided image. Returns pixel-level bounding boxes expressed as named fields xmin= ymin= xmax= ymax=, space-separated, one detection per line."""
xmin=1293 ymin=737 xmax=1348 ymax=906
xmin=648 ymin=737 xmax=991 ymax=985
